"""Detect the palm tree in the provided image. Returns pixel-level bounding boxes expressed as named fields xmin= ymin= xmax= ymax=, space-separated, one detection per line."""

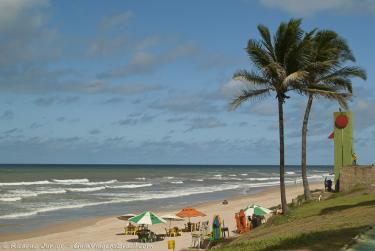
xmin=230 ymin=19 xmax=312 ymax=214
xmin=299 ymin=31 xmax=367 ymax=200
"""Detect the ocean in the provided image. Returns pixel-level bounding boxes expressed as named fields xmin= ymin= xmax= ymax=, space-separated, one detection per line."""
xmin=0 ymin=164 xmax=332 ymax=234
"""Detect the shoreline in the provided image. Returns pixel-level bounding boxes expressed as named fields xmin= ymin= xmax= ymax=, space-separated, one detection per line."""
xmin=0 ymin=181 xmax=322 ymax=244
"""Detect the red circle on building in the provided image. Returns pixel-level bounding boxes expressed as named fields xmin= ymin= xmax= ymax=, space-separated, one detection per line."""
xmin=335 ymin=115 xmax=349 ymax=128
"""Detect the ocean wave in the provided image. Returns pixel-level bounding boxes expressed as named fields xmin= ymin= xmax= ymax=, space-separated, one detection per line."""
xmin=5 ymin=189 xmax=67 ymax=199
xmin=128 ymin=184 xmax=241 ymax=202
xmin=35 ymin=189 xmax=67 ymax=195
xmin=0 ymin=180 xmax=51 ymax=186
xmin=135 ymin=177 xmax=146 ymax=181
xmin=286 ymin=171 xmax=296 ymax=175
xmin=164 ymin=176 xmax=175 ymax=179
xmin=191 ymin=179 xmax=204 ymax=182
xmin=107 ymin=184 xmax=153 ymax=189
xmin=307 ymin=174 xmax=326 ymax=180
xmin=245 ymin=178 xmax=309 ymax=188
xmin=311 ymin=170 xmax=330 ymax=173
xmin=228 ymin=174 xmax=237 ymax=177
xmin=247 ymin=181 xmax=280 ymax=187
xmin=0 ymin=184 xmax=243 ymax=219
xmin=0 ymin=197 xmax=22 ymax=202
xmin=7 ymin=190 xmax=39 ymax=198
xmin=52 ymin=178 xmax=90 ymax=184
xmin=229 ymin=178 xmax=243 ymax=181
xmin=1 ymin=177 xmax=314 ymax=220
xmin=0 ymin=199 xmax=133 ymax=219
xmin=170 ymin=181 xmax=183 ymax=184
xmin=240 ymin=173 xmax=248 ymax=176
xmin=67 ymin=186 xmax=106 ymax=192
xmin=82 ymin=180 xmax=118 ymax=186
xmin=0 ymin=211 xmax=39 ymax=219
xmin=246 ymin=177 xmax=279 ymax=181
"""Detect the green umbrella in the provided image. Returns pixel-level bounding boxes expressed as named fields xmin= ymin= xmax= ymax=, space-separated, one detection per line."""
xmin=243 ymin=204 xmax=272 ymax=217
xmin=129 ymin=211 xmax=167 ymax=225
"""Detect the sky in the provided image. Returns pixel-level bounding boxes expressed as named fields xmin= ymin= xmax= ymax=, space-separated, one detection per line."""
xmin=0 ymin=0 xmax=374 ymax=165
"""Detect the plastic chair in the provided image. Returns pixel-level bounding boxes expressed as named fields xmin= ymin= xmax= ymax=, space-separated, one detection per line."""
xmin=191 ymin=233 xmax=201 ymax=248
xmin=131 ymin=226 xmax=140 ymax=235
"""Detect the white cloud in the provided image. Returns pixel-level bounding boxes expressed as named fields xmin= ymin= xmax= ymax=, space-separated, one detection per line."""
xmin=99 ymin=11 xmax=133 ymax=30
xmin=220 ymin=79 xmax=249 ymax=98
xmin=98 ymin=42 xmax=199 ymax=78
xmin=0 ymin=0 xmax=49 ymax=32
xmin=251 ymin=102 xmax=277 ymax=116
xmin=0 ymin=0 xmax=61 ymax=75
xmin=260 ymin=0 xmax=375 ymax=16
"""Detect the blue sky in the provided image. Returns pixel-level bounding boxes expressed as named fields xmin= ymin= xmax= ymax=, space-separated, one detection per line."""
xmin=0 ymin=0 xmax=374 ymax=165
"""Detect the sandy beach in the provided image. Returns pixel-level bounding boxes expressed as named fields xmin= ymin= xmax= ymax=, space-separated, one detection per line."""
xmin=0 ymin=182 xmax=323 ymax=251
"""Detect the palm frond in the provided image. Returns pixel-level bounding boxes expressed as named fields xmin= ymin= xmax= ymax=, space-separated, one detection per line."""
xmin=274 ymin=19 xmax=303 ymax=65
xmin=282 ymin=70 xmax=308 ymax=88
xmin=319 ymin=76 xmax=353 ymax=93
xmin=286 ymin=29 xmax=316 ymax=72
xmin=233 ymin=69 xmax=270 ymax=87
xmin=246 ymin=39 xmax=273 ymax=69
xmin=314 ymin=30 xmax=355 ymax=62
xmin=230 ymin=88 xmax=271 ymax=110
xmin=303 ymin=88 xmax=351 ymax=109
xmin=321 ymin=66 xmax=367 ymax=81
xmin=263 ymin=62 xmax=286 ymax=83
xmin=257 ymin=24 xmax=275 ymax=60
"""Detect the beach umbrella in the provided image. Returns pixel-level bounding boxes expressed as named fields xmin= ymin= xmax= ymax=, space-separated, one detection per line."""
xmin=176 ymin=208 xmax=206 ymax=222
xmin=244 ymin=204 xmax=272 ymax=217
xmin=129 ymin=211 xmax=166 ymax=225
xmin=117 ymin=213 xmax=136 ymax=221
xmin=161 ymin=214 xmax=183 ymax=227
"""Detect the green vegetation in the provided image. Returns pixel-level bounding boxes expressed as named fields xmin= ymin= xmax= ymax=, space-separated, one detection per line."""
xmin=215 ymin=190 xmax=375 ymax=251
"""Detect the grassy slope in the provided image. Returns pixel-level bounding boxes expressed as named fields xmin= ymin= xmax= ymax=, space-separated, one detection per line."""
xmin=215 ymin=189 xmax=375 ymax=251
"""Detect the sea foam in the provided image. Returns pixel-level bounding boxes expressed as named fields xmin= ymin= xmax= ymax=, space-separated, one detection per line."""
xmin=52 ymin=179 xmax=90 ymax=184
xmin=0 ymin=180 xmax=51 ymax=186
xmin=107 ymin=183 xmax=153 ymax=189
xmin=67 ymin=186 xmax=106 ymax=192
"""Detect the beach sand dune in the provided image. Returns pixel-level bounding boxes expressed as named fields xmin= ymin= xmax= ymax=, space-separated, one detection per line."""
xmin=0 ymin=183 xmax=323 ymax=251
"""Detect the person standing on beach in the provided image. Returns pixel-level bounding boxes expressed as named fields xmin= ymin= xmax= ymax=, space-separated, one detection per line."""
xmin=324 ymin=177 xmax=328 ymax=191
xmin=352 ymin=152 xmax=357 ymax=165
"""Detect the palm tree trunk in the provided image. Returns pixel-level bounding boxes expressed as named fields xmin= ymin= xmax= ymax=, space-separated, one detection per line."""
xmin=301 ymin=95 xmax=313 ymax=201
xmin=278 ymin=97 xmax=288 ymax=214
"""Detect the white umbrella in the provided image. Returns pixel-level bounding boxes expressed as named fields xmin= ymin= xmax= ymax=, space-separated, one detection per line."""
xmin=161 ymin=214 xmax=183 ymax=228
xmin=117 ymin=213 xmax=136 ymax=221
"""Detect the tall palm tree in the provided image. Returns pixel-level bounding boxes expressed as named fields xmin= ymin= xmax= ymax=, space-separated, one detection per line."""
xmin=299 ymin=31 xmax=367 ymax=200
xmin=230 ymin=19 xmax=312 ymax=214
